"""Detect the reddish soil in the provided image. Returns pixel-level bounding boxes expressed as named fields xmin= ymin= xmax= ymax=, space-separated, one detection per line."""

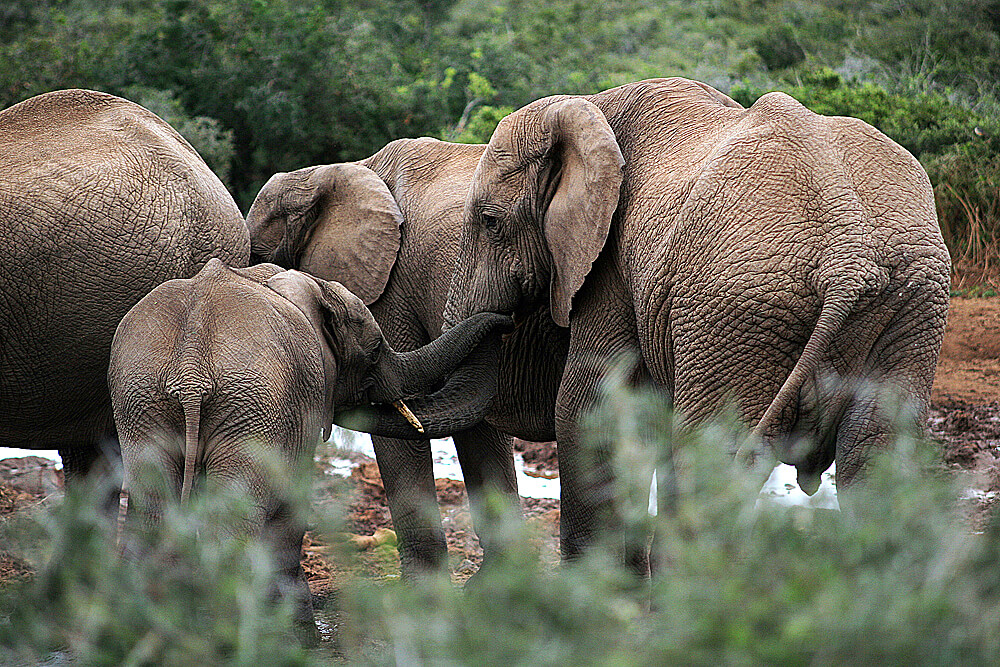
xmin=0 ymin=296 xmax=997 ymax=592
xmin=932 ymin=297 xmax=1000 ymax=405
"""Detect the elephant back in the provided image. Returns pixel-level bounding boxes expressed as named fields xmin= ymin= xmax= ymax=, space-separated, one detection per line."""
xmin=0 ymin=89 xmax=249 ymax=448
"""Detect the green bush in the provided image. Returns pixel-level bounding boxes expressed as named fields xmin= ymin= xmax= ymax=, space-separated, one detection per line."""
xmin=5 ymin=385 xmax=997 ymax=664
xmin=0 ymin=473 xmax=339 ymax=665
xmin=732 ymin=69 xmax=1000 ymax=284
xmin=336 ymin=392 xmax=1000 ymax=665
xmin=443 ymin=103 xmax=513 ymax=144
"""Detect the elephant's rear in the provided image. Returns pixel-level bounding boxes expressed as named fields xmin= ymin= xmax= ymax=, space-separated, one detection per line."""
xmin=743 ymin=94 xmax=951 ymax=489
xmin=110 ymin=262 xmax=326 ymax=503
xmin=822 ymin=111 xmax=950 ymax=486
xmin=0 ymin=89 xmax=249 ymax=451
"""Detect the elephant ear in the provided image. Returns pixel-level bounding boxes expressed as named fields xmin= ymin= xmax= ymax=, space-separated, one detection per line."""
xmin=248 ymin=164 xmax=404 ymax=305
xmin=539 ymin=99 xmax=624 ymax=327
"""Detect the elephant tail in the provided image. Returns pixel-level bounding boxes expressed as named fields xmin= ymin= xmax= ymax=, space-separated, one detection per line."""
xmin=173 ymin=388 xmax=207 ymax=504
xmin=739 ymin=285 xmax=859 ymax=462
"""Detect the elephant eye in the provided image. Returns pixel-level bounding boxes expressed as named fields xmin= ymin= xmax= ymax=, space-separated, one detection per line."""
xmin=367 ymin=339 xmax=382 ymax=364
xmin=481 ymin=213 xmax=500 ymax=232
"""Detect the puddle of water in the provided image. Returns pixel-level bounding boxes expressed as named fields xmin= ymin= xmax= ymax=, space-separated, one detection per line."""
xmin=758 ymin=463 xmax=839 ymax=510
xmin=326 ymin=428 xmax=837 ymax=508
xmin=1 ymin=431 xmax=838 ymax=508
xmin=323 ymin=429 xmax=560 ymax=499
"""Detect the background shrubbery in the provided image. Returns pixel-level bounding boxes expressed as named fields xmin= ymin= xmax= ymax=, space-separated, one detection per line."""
xmin=1 ymin=0 xmax=998 ymax=283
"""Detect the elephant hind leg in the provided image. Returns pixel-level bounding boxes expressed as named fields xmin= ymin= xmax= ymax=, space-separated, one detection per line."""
xmin=835 ymin=283 xmax=945 ymax=496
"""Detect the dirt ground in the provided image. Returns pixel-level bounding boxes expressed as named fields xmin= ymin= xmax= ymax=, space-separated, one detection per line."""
xmin=1 ymin=296 xmax=997 ymax=598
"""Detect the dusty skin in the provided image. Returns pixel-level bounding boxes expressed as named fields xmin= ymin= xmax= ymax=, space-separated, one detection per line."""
xmin=1 ymin=296 xmax=997 ymax=609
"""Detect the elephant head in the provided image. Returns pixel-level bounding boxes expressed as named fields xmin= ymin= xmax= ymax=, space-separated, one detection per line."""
xmin=246 ymin=164 xmax=403 ymax=305
xmin=444 ymin=98 xmax=625 ymax=328
xmin=260 ymin=267 xmax=514 ymax=439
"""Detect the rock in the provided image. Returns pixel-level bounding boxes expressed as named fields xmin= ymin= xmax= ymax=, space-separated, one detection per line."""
xmin=0 ymin=456 xmax=62 ymax=496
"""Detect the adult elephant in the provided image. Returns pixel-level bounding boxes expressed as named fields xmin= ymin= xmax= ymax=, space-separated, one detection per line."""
xmin=442 ymin=77 xmax=951 ymax=570
xmin=0 ymin=89 xmax=249 ymax=481
xmin=246 ymin=138 xmax=567 ymax=575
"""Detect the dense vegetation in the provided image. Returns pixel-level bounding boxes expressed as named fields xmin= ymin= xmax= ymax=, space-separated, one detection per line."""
xmin=3 ymin=395 xmax=999 ymax=664
xmin=2 ymin=0 xmax=998 ymax=282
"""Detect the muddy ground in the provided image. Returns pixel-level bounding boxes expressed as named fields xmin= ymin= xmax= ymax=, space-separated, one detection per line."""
xmin=1 ymin=296 xmax=998 ymax=593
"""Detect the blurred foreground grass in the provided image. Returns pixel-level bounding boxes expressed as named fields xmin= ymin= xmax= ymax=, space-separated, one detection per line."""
xmin=2 ymin=394 xmax=998 ymax=665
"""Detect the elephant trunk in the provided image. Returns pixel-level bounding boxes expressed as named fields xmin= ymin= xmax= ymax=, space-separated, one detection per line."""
xmin=335 ymin=312 xmax=512 ymax=439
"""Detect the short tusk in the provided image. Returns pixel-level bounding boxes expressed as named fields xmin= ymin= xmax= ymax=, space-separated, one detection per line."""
xmin=393 ymin=400 xmax=424 ymax=433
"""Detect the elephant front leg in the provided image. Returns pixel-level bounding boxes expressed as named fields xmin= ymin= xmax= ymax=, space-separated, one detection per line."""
xmin=59 ymin=433 xmax=123 ymax=515
xmin=370 ymin=435 xmax=447 ymax=575
xmin=555 ymin=338 xmax=653 ymax=579
xmin=452 ymin=422 xmax=522 ymax=573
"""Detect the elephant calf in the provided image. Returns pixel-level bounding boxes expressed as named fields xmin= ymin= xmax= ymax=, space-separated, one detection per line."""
xmin=108 ymin=259 xmax=511 ymax=640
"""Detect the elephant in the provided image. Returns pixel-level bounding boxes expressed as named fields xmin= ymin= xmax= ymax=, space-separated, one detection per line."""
xmin=245 ymin=137 xmax=569 ymax=575
xmin=442 ymin=77 xmax=952 ymax=571
xmin=0 ymin=88 xmax=249 ymax=484
xmin=108 ymin=258 xmax=513 ymax=641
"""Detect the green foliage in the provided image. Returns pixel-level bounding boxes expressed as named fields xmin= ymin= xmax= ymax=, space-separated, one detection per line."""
xmin=753 ymin=25 xmax=805 ymax=71
xmin=0 ymin=478 xmax=330 ymax=665
xmin=333 ymin=392 xmax=1000 ymax=664
xmin=443 ymin=104 xmax=513 ymax=144
xmin=1 ymin=0 xmax=998 ymax=263
xmin=4 ymin=388 xmax=998 ymax=663
xmin=924 ymin=136 xmax=1000 ymax=284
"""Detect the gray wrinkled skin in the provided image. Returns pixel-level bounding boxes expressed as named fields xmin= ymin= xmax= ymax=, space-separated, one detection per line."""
xmin=109 ymin=260 xmax=511 ymax=640
xmin=246 ymin=138 xmax=567 ymax=574
xmin=0 ymin=89 xmax=250 ymax=482
xmin=443 ymin=77 xmax=952 ymax=572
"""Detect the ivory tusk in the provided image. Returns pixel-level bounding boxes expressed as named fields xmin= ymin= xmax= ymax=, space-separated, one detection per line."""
xmin=393 ymin=400 xmax=424 ymax=433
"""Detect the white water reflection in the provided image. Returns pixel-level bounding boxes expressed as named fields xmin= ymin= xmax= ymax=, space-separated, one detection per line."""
xmin=324 ymin=428 xmax=560 ymax=499
xmin=0 ymin=432 xmax=838 ymax=508
xmin=0 ymin=448 xmax=62 ymax=468
xmin=325 ymin=427 xmax=838 ymax=507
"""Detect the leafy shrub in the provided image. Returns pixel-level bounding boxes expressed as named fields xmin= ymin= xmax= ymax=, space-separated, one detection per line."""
xmin=753 ymin=25 xmax=805 ymax=71
xmin=923 ymin=137 xmax=1000 ymax=287
xmin=0 ymin=473 xmax=338 ymax=665
xmin=443 ymin=103 xmax=513 ymax=144
xmin=732 ymin=69 xmax=1000 ymax=284
xmin=2 ymin=388 xmax=998 ymax=664
xmin=336 ymin=388 xmax=1000 ymax=664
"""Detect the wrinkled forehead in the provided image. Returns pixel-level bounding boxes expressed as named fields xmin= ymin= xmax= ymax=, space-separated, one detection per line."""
xmin=482 ymin=111 xmax=538 ymax=172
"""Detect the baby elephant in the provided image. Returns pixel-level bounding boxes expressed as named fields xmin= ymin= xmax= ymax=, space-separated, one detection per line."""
xmin=108 ymin=259 xmax=511 ymax=641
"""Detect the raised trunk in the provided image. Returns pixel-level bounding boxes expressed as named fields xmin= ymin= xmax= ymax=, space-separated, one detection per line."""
xmin=334 ymin=312 xmax=512 ymax=438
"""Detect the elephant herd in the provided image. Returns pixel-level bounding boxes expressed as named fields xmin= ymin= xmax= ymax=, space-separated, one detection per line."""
xmin=1 ymin=79 xmax=950 ymax=639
